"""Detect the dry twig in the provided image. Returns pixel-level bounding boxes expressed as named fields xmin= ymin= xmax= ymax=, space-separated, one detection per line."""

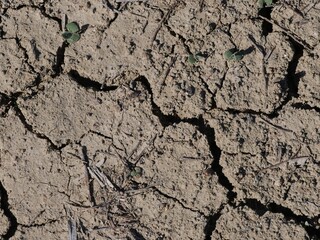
xmin=150 ymin=1 xmax=180 ymax=45
xmin=160 ymin=56 xmax=177 ymax=94
xmin=65 ymin=206 xmax=77 ymax=240
xmin=81 ymin=146 xmax=96 ymax=207
xmin=258 ymin=145 xmax=310 ymax=172
xmin=258 ymin=15 xmax=312 ymax=51
xmin=259 ymin=115 xmax=295 ymax=134
xmin=68 ymin=219 xmax=77 ymax=240
xmin=87 ymin=166 xmax=119 ymax=191
xmin=259 ymin=155 xmax=310 ymax=172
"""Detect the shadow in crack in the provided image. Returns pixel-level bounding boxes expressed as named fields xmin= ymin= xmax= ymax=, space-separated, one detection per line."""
xmin=291 ymin=102 xmax=320 ymax=113
xmin=129 ymin=229 xmax=146 ymax=240
xmin=204 ymin=207 xmax=224 ymax=240
xmin=264 ymin=37 xmax=305 ymax=118
xmin=258 ymin=5 xmax=273 ymax=36
xmin=0 ymin=182 xmax=17 ymax=239
xmin=68 ymin=70 xmax=118 ymax=91
xmin=286 ymin=38 xmax=304 ymax=98
xmin=242 ymin=198 xmax=320 ymax=239
xmin=133 ymin=75 xmax=183 ymax=127
xmin=196 ymin=116 xmax=237 ymax=201
xmin=52 ymin=41 xmax=67 ymax=77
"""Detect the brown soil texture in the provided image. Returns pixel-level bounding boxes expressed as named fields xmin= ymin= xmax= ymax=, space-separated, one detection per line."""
xmin=0 ymin=1 xmax=320 ymax=239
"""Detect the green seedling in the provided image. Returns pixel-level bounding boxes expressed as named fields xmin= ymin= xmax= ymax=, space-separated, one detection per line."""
xmin=224 ymin=49 xmax=244 ymax=61
xmin=258 ymin=0 xmax=273 ymax=8
xmin=62 ymin=22 xmax=81 ymax=44
xmin=130 ymin=166 xmax=143 ymax=178
xmin=188 ymin=53 xmax=204 ymax=64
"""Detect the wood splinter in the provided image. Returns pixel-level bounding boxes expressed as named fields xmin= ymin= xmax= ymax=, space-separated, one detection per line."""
xmin=81 ymin=146 xmax=96 ymax=207
xmin=259 ymin=156 xmax=310 ymax=172
xmin=87 ymin=166 xmax=118 ymax=191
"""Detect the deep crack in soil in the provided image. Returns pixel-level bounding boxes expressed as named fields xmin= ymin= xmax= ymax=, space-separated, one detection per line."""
xmin=259 ymin=5 xmax=273 ymax=36
xmin=68 ymin=70 xmax=118 ymax=91
xmin=264 ymin=35 xmax=305 ymax=118
xmin=204 ymin=204 xmax=225 ymax=240
xmin=13 ymin=103 xmax=66 ymax=151
xmin=0 ymin=182 xmax=17 ymax=239
xmin=286 ymin=38 xmax=304 ymax=99
xmin=130 ymin=74 xmax=319 ymax=239
xmin=135 ymin=75 xmax=237 ymax=238
xmin=134 ymin=75 xmax=184 ymax=126
xmin=241 ymin=199 xmax=320 ymax=239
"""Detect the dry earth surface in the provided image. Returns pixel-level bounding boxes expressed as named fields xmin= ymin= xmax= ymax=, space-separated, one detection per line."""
xmin=0 ymin=0 xmax=320 ymax=239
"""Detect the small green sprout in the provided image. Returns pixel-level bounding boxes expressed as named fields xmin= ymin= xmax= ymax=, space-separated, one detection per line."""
xmin=258 ymin=0 xmax=273 ymax=8
xmin=62 ymin=22 xmax=81 ymax=44
xmin=130 ymin=166 xmax=143 ymax=178
xmin=188 ymin=53 xmax=204 ymax=64
xmin=224 ymin=49 xmax=244 ymax=61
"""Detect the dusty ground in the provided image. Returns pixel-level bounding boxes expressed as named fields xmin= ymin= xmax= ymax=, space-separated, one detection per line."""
xmin=0 ymin=0 xmax=319 ymax=239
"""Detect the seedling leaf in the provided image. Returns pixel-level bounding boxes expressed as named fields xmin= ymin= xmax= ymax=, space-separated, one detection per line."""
xmin=265 ymin=0 xmax=273 ymax=6
xmin=224 ymin=49 xmax=244 ymax=61
xmin=224 ymin=50 xmax=234 ymax=60
xmin=62 ymin=32 xmax=73 ymax=39
xmin=67 ymin=33 xmax=80 ymax=44
xmin=130 ymin=167 xmax=143 ymax=177
xmin=188 ymin=54 xmax=198 ymax=64
xmin=66 ymin=22 xmax=80 ymax=33
xmin=258 ymin=0 xmax=264 ymax=8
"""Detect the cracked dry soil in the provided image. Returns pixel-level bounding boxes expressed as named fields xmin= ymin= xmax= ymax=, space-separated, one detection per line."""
xmin=0 ymin=0 xmax=319 ymax=239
